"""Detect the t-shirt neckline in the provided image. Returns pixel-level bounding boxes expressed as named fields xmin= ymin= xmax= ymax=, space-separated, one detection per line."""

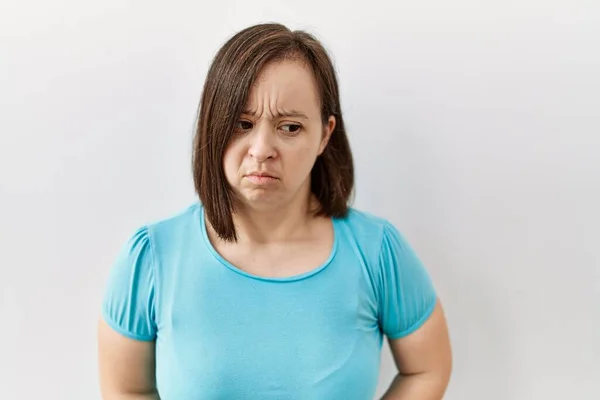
xmin=198 ymin=203 xmax=339 ymax=283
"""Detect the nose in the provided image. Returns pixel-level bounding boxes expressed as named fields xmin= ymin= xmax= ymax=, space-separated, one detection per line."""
xmin=248 ymin=123 xmax=276 ymax=163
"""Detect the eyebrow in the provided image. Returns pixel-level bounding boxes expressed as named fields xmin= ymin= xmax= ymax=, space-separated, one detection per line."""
xmin=241 ymin=109 xmax=309 ymax=120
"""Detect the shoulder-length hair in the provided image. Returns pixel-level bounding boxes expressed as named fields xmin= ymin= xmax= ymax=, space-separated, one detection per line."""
xmin=192 ymin=23 xmax=354 ymax=242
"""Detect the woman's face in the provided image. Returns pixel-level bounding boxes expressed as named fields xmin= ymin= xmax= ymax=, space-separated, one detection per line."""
xmin=223 ymin=59 xmax=335 ymax=212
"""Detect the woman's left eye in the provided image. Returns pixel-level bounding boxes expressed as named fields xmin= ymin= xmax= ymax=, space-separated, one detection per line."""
xmin=280 ymin=124 xmax=302 ymax=135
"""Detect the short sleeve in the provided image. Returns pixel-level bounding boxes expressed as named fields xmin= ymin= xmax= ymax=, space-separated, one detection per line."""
xmin=377 ymin=221 xmax=437 ymax=340
xmin=101 ymin=226 xmax=157 ymax=341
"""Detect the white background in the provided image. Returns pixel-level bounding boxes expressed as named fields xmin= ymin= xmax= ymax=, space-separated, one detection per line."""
xmin=1 ymin=0 xmax=599 ymax=399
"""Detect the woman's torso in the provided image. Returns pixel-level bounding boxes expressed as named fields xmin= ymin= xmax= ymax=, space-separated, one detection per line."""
xmin=148 ymin=203 xmax=387 ymax=399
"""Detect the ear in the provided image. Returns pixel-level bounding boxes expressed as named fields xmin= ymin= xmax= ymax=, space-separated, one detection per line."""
xmin=318 ymin=116 xmax=336 ymax=155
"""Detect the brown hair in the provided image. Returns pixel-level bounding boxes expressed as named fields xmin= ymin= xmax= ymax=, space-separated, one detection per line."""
xmin=192 ymin=23 xmax=354 ymax=242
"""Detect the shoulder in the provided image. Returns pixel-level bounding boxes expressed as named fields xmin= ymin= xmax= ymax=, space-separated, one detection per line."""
xmin=113 ymin=202 xmax=201 ymax=265
xmin=337 ymin=207 xmax=425 ymax=274
xmin=139 ymin=202 xmax=202 ymax=247
xmin=334 ymin=207 xmax=406 ymax=272
xmin=337 ymin=207 xmax=398 ymax=248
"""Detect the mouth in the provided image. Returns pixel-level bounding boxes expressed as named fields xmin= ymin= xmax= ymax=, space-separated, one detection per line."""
xmin=244 ymin=172 xmax=279 ymax=184
xmin=246 ymin=170 xmax=278 ymax=178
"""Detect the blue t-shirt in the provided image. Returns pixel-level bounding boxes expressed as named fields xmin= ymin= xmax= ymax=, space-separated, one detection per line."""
xmin=102 ymin=202 xmax=437 ymax=399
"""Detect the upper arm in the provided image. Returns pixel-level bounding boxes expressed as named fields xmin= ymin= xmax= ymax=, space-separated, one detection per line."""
xmin=388 ymin=299 xmax=452 ymax=378
xmin=376 ymin=221 xmax=452 ymax=376
xmin=98 ymin=318 xmax=158 ymax=397
xmin=98 ymin=226 xmax=159 ymax=397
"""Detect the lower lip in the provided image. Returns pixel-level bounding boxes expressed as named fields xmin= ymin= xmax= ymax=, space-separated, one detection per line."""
xmin=245 ymin=175 xmax=278 ymax=184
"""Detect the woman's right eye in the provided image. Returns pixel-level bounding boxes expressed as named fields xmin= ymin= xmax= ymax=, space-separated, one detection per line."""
xmin=235 ymin=120 xmax=253 ymax=132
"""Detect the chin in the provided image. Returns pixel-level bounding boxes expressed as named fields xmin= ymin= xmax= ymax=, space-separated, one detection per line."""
xmin=238 ymin=190 xmax=286 ymax=210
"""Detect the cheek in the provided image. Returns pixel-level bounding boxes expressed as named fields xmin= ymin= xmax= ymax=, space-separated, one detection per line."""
xmin=284 ymin=145 xmax=318 ymax=178
xmin=222 ymin=144 xmax=243 ymax=181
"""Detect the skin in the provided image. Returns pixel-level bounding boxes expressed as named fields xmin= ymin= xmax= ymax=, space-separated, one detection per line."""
xmin=97 ymin=59 xmax=452 ymax=399
xmin=381 ymin=300 xmax=453 ymax=399
xmin=210 ymin=59 xmax=336 ymax=278
xmin=97 ymin=320 xmax=159 ymax=399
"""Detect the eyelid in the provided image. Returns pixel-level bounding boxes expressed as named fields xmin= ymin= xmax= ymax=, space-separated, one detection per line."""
xmin=279 ymin=120 xmax=302 ymax=127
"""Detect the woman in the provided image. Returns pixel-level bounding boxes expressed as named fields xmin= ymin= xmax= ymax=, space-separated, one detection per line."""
xmin=98 ymin=23 xmax=452 ymax=399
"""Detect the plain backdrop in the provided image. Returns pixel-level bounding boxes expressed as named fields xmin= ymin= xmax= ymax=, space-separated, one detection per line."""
xmin=1 ymin=0 xmax=599 ymax=399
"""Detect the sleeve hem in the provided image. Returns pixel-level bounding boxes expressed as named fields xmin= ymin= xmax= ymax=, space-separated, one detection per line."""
xmin=101 ymin=308 xmax=156 ymax=342
xmin=385 ymin=296 xmax=437 ymax=340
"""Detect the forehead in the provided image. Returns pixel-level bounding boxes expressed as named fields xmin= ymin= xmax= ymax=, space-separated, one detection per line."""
xmin=245 ymin=59 xmax=320 ymax=115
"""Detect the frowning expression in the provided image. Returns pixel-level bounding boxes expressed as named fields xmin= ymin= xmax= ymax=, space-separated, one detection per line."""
xmin=223 ymin=59 xmax=335 ymax=210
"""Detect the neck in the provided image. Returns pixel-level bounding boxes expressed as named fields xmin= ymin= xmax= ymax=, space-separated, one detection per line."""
xmin=232 ymin=192 xmax=316 ymax=245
